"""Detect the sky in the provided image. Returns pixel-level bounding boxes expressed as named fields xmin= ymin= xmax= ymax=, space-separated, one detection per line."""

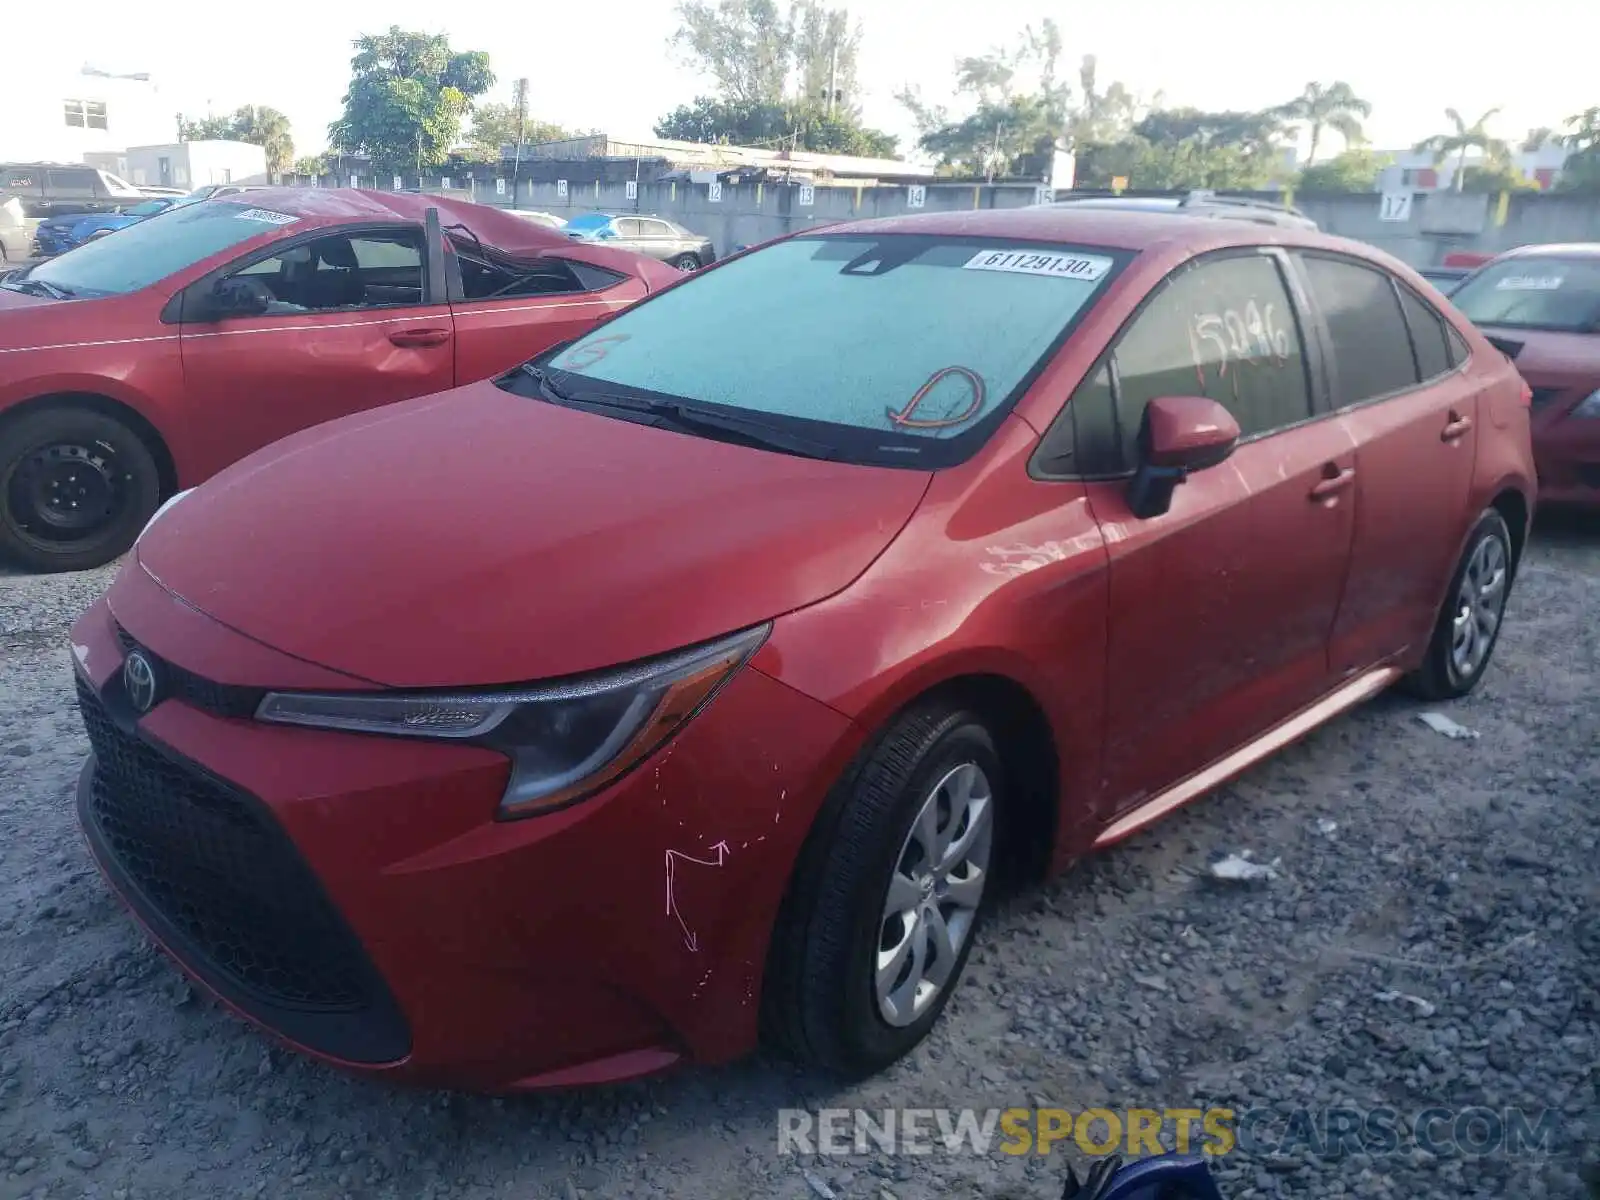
xmin=18 ymin=0 xmax=1597 ymax=162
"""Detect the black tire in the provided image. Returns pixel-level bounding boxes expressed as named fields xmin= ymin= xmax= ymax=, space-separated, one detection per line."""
xmin=0 ymin=405 xmax=161 ymax=573
xmin=671 ymin=253 xmax=700 ymax=271
xmin=762 ymin=703 xmax=1003 ymax=1077
xmin=1399 ymin=507 xmax=1516 ymax=701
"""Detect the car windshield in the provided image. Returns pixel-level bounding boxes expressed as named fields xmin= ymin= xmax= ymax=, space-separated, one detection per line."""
xmin=23 ymin=199 xmax=298 ymax=298
xmin=1449 ymin=256 xmax=1600 ymax=333
xmin=528 ymin=233 xmax=1123 ymax=467
xmin=122 ymin=200 xmax=170 ymax=217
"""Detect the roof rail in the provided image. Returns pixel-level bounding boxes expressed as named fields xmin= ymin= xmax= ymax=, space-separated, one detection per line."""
xmin=1178 ymin=190 xmax=1310 ymax=218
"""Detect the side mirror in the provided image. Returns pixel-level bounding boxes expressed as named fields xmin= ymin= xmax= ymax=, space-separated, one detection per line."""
xmin=1125 ymin=395 xmax=1240 ymax=520
xmin=199 ymin=276 xmax=270 ymax=321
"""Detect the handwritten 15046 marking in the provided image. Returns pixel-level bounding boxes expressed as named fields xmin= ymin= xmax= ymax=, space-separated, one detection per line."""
xmin=1189 ymin=299 xmax=1291 ymax=394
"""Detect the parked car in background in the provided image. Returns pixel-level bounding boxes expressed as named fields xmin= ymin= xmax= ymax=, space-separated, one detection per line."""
xmin=0 ymin=197 xmax=31 ymax=265
xmin=1418 ymin=266 xmax=1469 ymax=292
xmin=0 ymin=162 xmax=147 ymax=219
xmin=137 ymin=186 xmax=191 ymax=198
xmin=1043 ymin=190 xmax=1320 ymax=230
xmin=0 ymin=188 xmax=682 ymax=571
xmin=186 ymin=183 xmax=274 ymax=202
xmin=33 ymin=195 xmax=194 ymax=256
xmin=564 ymin=211 xmax=716 ymax=270
xmin=67 ymin=207 xmax=1532 ymax=1094
xmin=1447 ymin=242 xmax=1600 ymax=509
xmin=506 ymin=210 xmax=566 ymax=230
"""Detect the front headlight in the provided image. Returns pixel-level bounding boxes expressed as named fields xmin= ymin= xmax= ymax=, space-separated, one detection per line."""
xmin=1570 ymin=389 xmax=1600 ymax=419
xmin=255 ymin=624 xmax=770 ymax=817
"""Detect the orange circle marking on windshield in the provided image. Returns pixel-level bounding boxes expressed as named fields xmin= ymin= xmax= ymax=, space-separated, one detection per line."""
xmin=563 ymin=334 xmax=631 ymax=370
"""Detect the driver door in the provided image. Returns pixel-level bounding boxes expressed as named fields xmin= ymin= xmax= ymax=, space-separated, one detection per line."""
xmin=176 ymin=223 xmax=455 ymax=480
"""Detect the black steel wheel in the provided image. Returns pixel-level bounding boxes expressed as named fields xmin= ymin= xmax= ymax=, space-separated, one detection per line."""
xmin=0 ymin=405 xmax=161 ymax=573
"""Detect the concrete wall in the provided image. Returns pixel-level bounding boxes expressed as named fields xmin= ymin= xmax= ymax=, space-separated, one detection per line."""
xmin=296 ymin=172 xmax=1600 ymax=267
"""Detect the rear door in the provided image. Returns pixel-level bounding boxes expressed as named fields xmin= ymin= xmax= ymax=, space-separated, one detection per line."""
xmin=177 ymin=223 xmax=455 ymax=477
xmin=1062 ymin=248 xmax=1358 ymax=813
xmin=632 ymin=218 xmax=682 ymax=262
xmin=1290 ymin=252 xmax=1481 ymax=674
xmin=447 ymin=245 xmax=649 ymax=383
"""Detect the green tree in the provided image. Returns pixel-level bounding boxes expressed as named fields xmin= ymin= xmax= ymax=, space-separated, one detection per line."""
xmin=1457 ymin=162 xmax=1536 ymax=193
xmin=671 ymin=0 xmax=795 ymax=105
xmin=1295 ymin=147 xmax=1388 ymax=192
xmin=180 ymin=106 xmax=295 ymax=175
xmin=331 ymin=27 xmax=494 ymax=172
xmin=292 ymin=154 xmax=328 ymax=176
xmin=653 ymin=95 xmax=894 ymax=155
xmin=466 ymin=102 xmax=567 ymax=162
xmin=1413 ymin=107 xmax=1511 ymax=192
xmin=1273 ymin=81 xmax=1370 ymax=165
xmin=1554 ymin=107 xmax=1600 ymax=193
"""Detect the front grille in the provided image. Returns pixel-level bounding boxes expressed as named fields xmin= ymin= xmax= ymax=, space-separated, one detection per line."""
xmin=113 ymin=624 xmax=265 ymax=719
xmin=75 ymin=674 xmax=410 ymax=1063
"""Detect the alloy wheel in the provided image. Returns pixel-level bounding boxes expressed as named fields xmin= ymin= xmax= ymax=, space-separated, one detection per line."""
xmin=875 ymin=761 xmax=993 ymax=1027
xmin=1450 ymin=532 xmax=1508 ymax=680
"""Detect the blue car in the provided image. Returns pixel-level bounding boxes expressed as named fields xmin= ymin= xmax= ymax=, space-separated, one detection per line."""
xmin=31 ymin=195 xmax=189 ymax=256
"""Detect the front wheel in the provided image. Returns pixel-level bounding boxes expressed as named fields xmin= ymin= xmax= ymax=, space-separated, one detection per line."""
xmin=0 ymin=405 xmax=162 ymax=573
xmin=763 ymin=704 xmax=1002 ymax=1077
xmin=671 ymin=253 xmax=701 ymax=272
xmin=1400 ymin=507 xmax=1516 ymax=701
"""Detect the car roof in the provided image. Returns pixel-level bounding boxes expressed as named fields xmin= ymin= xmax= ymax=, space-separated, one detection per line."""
xmin=1492 ymin=242 xmax=1600 ymax=261
xmin=812 ymin=206 xmax=1343 ymax=255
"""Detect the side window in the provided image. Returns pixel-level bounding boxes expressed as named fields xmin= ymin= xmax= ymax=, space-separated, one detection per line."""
xmin=454 ymin=250 xmax=614 ymax=301
xmin=221 ymin=231 xmax=425 ymax=313
xmin=614 ymin=218 xmax=642 ymax=237
xmin=1396 ymin=285 xmax=1453 ymax=381
xmin=1299 ymin=255 xmax=1420 ymax=406
xmin=4 ymin=170 xmax=40 ymax=190
xmin=1113 ymin=254 xmax=1312 ymax=449
xmin=349 ymin=234 xmax=423 ymax=270
xmin=1445 ymin=324 xmax=1470 ymax=368
xmin=641 ymin=219 xmax=674 ymax=237
xmin=47 ymin=169 xmax=96 ymax=197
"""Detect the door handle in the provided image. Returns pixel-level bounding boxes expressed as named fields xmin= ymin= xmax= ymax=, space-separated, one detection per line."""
xmin=1308 ymin=465 xmax=1356 ymax=501
xmin=1441 ymin=411 xmax=1474 ymax=442
xmin=388 ymin=327 xmax=450 ymax=348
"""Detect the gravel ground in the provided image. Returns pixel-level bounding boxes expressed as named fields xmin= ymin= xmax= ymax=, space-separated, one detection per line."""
xmin=0 ymin=516 xmax=1596 ymax=1200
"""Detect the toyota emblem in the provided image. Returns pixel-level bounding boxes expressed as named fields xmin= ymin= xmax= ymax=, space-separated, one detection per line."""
xmin=122 ymin=650 xmax=160 ymax=714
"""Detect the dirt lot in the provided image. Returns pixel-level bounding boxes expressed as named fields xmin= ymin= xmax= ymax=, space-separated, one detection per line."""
xmin=0 ymin=517 xmax=1596 ymax=1200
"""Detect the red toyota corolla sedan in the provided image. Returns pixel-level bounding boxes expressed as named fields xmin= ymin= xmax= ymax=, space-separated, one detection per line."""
xmin=1443 ymin=242 xmax=1600 ymax=509
xmin=69 ymin=207 xmax=1535 ymax=1093
xmin=0 ymin=188 xmax=680 ymax=572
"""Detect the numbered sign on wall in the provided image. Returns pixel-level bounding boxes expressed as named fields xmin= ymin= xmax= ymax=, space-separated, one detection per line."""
xmin=392 ymin=175 xmax=403 ymax=190
xmin=1378 ymin=191 xmax=1413 ymax=222
xmin=907 ymin=185 xmax=926 ymax=208
xmin=626 ymin=180 xmax=638 ymax=200
xmin=556 ymin=179 xmax=569 ymax=199
xmin=798 ymin=184 xmax=815 ymax=206
xmin=495 ymin=177 xmax=506 ymax=195
xmin=708 ymin=180 xmax=723 ymax=202
xmin=349 ymin=174 xmax=359 ymax=189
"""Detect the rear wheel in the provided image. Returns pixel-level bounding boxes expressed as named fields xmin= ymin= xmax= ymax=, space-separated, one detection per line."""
xmin=763 ymin=703 xmax=1002 ymax=1077
xmin=672 ymin=253 xmax=701 ymax=272
xmin=1400 ymin=507 xmax=1515 ymax=700
xmin=0 ymin=405 xmax=161 ymax=573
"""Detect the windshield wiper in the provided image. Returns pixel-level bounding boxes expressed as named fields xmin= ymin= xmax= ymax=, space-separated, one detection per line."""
xmin=641 ymin=400 xmax=838 ymax=460
xmin=518 ymin=363 xmax=574 ymax=402
xmin=2 ymin=274 xmax=74 ymax=299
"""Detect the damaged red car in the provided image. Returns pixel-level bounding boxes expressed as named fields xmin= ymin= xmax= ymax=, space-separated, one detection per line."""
xmin=1445 ymin=242 xmax=1600 ymax=509
xmin=0 ymin=188 xmax=680 ymax=571
xmin=71 ymin=208 xmax=1534 ymax=1093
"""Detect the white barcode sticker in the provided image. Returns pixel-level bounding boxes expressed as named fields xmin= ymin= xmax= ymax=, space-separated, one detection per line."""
xmin=962 ymin=248 xmax=1112 ymax=281
xmin=234 ymin=208 xmax=299 ymax=226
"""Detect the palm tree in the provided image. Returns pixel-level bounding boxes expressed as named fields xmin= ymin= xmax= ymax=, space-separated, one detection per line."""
xmin=1522 ymin=126 xmax=1555 ymax=153
xmin=1565 ymin=107 xmax=1600 ymax=152
xmin=1276 ymin=81 xmax=1371 ymax=165
xmin=1414 ymin=107 xmax=1511 ymax=192
xmin=230 ymin=105 xmax=295 ymax=176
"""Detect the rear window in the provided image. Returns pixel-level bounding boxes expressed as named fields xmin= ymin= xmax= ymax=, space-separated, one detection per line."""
xmin=28 ymin=200 xmax=300 ymax=297
xmin=537 ymin=234 xmax=1123 ymax=468
xmin=1448 ymin=257 xmax=1600 ymax=333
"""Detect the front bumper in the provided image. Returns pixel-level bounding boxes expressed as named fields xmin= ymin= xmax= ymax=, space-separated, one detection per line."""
xmin=69 ymin=575 xmax=857 ymax=1092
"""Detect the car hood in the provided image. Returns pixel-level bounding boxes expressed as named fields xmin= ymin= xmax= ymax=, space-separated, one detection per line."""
xmin=136 ymin=381 xmax=933 ymax=688
xmin=1479 ymin=325 xmax=1600 ymax=390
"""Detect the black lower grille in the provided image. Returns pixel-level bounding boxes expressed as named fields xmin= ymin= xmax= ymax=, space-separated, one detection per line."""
xmin=113 ymin=624 xmax=265 ymax=719
xmin=1529 ymin=387 xmax=1566 ymax=409
xmin=75 ymin=674 xmax=410 ymax=1063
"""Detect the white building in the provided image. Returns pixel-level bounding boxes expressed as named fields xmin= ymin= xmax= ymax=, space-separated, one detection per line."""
xmin=0 ymin=65 xmax=172 ymax=164
xmin=122 ymin=141 xmax=269 ymax=189
xmin=1374 ymin=142 xmax=1573 ymax=192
